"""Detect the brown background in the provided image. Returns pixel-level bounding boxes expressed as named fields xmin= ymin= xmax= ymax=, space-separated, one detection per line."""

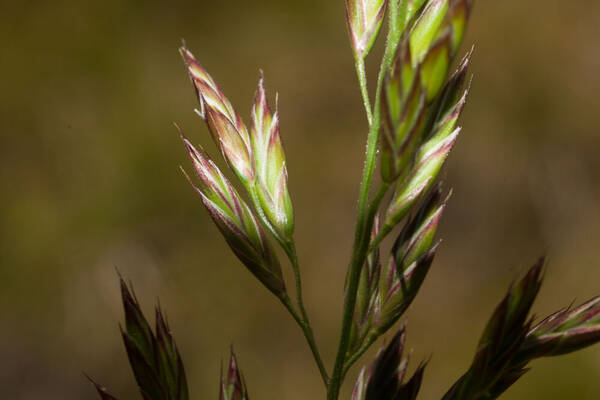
xmin=1 ymin=1 xmax=600 ymax=399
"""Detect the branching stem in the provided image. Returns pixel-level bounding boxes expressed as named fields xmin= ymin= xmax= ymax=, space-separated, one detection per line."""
xmin=328 ymin=2 xmax=408 ymax=399
xmin=342 ymin=333 xmax=379 ymax=379
xmin=368 ymin=222 xmax=394 ymax=254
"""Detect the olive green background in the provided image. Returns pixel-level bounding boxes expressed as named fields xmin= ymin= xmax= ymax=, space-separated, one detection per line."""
xmin=1 ymin=1 xmax=599 ymax=399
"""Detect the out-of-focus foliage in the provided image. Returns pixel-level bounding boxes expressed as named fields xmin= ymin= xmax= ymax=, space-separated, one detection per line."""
xmin=1 ymin=1 xmax=600 ymax=399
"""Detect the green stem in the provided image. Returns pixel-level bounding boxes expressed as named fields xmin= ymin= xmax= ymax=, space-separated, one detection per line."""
xmin=248 ymin=185 xmax=329 ymax=386
xmin=355 ymin=57 xmax=373 ymax=126
xmin=335 ymin=185 xmax=389 ymax=383
xmin=328 ymin=3 xmax=408 ymax=399
xmin=368 ymin=222 xmax=394 ymax=254
xmin=281 ymin=295 xmax=303 ymax=327
xmin=285 ymin=242 xmax=330 ymax=386
xmin=342 ymin=333 xmax=379 ymax=379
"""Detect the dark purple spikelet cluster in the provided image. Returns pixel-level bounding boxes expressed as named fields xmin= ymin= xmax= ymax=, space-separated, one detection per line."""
xmin=442 ymin=259 xmax=544 ymax=400
xmin=351 ymin=326 xmax=426 ymax=400
xmin=443 ymin=258 xmax=600 ymax=400
xmin=89 ymin=279 xmax=253 ymax=400
xmin=120 ymin=281 xmax=190 ymax=400
xmin=219 ymin=350 xmax=250 ymax=400
xmin=89 ymin=278 xmax=190 ymax=400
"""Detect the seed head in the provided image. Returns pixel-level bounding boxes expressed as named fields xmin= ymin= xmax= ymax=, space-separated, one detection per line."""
xmin=220 ymin=350 xmax=249 ymax=400
xmin=392 ymin=184 xmax=447 ymax=268
xmin=420 ymin=32 xmax=452 ymax=100
xmin=352 ymin=326 xmax=426 ymax=400
xmin=374 ymin=245 xmax=437 ymax=333
xmin=346 ymin=0 xmax=388 ymax=59
xmin=442 ymin=259 xmax=545 ymax=400
xmin=380 ymin=21 xmax=471 ymax=185
xmin=180 ymin=46 xmax=254 ymax=184
xmin=385 ymin=126 xmax=460 ymax=227
xmin=523 ymin=296 xmax=600 ymax=358
xmin=251 ymin=74 xmax=294 ymax=239
xmin=381 ymin=58 xmax=427 ymax=182
xmin=410 ymin=0 xmax=450 ymax=65
xmin=180 ymin=129 xmax=285 ymax=298
xmin=119 ymin=279 xmax=190 ymax=400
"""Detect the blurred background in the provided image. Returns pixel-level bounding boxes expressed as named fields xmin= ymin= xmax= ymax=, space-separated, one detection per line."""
xmin=1 ymin=0 xmax=600 ymax=399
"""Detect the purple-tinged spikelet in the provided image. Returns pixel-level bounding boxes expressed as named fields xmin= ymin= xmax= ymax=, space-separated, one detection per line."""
xmin=447 ymin=0 xmax=474 ymax=55
xmin=420 ymin=32 xmax=452 ymax=100
xmin=385 ymin=126 xmax=460 ymax=227
xmin=180 ymin=46 xmax=254 ymax=185
xmin=346 ymin=0 xmax=388 ymax=59
xmin=350 ymin=186 xmax=446 ymax=347
xmin=410 ymin=0 xmax=449 ymax=65
xmin=219 ymin=350 xmax=249 ymax=400
xmin=179 ymin=128 xmax=285 ymax=298
xmin=523 ymin=296 xmax=600 ymax=358
xmin=87 ymin=375 xmax=119 ymax=400
xmin=251 ymin=75 xmax=294 ymax=239
xmin=374 ymin=245 xmax=438 ymax=332
xmin=381 ymin=59 xmax=427 ymax=183
xmin=392 ymin=184 xmax=447 ymax=268
xmin=380 ymin=20 xmax=471 ymax=186
xmin=351 ymin=326 xmax=426 ymax=400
